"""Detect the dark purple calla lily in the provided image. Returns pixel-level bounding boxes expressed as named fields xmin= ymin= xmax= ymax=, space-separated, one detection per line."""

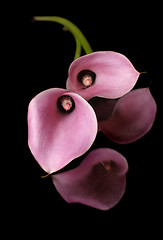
xmin=99 ymin=88 xmax=157 ymax=144
xmin=28 ymin=88 xmax=97 ymax=174
xmin=52 ymin=148 xmax=128 ymax=210
xmin=66 ymin=51 xmax=139 ymax=100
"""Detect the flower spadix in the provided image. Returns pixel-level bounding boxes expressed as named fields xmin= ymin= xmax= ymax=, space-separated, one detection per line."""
xmin=52 ymin=148 xmax=128 ymax=210
xmin=28 ymin=88 xmax=97 ymax=174
xmin=66 ymin=51 xmax=139 ymax=100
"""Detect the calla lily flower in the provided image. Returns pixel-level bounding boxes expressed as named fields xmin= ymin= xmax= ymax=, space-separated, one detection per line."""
xmin=28 ymin=88 xmax=97 ymax=174
xmin=52 ymin=148 xmax=128 ymax=210
xmin=92 ymin=88 xmax=157 ymax=144
xmin=66 ymin=51 xmax=139 ymax=100
xmin=66 ymin=51 xmax=157 ymax=144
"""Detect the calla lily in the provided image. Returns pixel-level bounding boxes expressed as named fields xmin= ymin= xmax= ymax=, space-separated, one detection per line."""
xmin=52 ymin=148 xmax=128 ymax=210
xmin=99 ymin=88 xmax=157 ymax=144
xmin=28 ymin=88 xmax=97 ymax=174
xmin=66 ymin=51 xmax=139 ymax=100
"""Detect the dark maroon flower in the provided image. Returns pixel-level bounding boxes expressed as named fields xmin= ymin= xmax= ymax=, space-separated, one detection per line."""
xmin=52 ymin=148 xmax=128 ymax=210
xmin=99 ymin=88 xmax=157 ymax=144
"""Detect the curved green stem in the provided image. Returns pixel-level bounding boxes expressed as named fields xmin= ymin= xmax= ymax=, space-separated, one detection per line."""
xmin=33 ymin=16 xmax=93 ymax=59
xmin=74 ymin=36 xmax=82 ymax=59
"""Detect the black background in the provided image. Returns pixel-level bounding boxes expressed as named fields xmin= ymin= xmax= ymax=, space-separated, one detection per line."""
xmin=11 ymin=5 xmax=162 ymax=238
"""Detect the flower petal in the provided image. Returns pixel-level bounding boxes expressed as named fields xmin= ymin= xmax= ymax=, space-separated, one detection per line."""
xmin=52 ymin=148 xmax=128 ymax=210
xmin=28 ymin=88 xmax=97 ymax=173
xmin=66 ymin=51 xmax=139 ymax=100
xmin=99 ymin=88 xmax=157 ymax=144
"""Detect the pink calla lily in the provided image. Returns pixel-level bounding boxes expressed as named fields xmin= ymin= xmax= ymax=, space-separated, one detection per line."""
xmin=66 ymin=51 xmax=139 ymax=100
xmin=28 ymin=88 xmax=97 ymax=174
xmin=52 ymin=148 xmax=128 ymax=210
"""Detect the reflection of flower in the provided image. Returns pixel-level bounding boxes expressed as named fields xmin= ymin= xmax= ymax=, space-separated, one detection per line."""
xmin=102 ymin=88 xmax=157 ymax=143
xmin=27 ymin=51 xmax=157 ymax=210
xmin=67 ymin=51 xmax=157 ymax=144
xmin=52 ymin=148 xmax=128 ymax=210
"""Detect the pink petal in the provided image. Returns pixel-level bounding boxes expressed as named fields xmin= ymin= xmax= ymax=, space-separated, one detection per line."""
xmin=99 ymin=88 xmax=157 ymax=144
xmin=52 ymin=148 xmax=128 ymax=210
xmin=28 ymin=88 xmax=97 ymax=173
xmin=66 ymin=51 xmax=139 ymax=100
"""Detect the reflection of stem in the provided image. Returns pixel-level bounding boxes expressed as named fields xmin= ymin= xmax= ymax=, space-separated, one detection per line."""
xmin=33 ymin=16 xmax=93 ymax=59
xmin=41 ymin=173 xmax=51 ymax=179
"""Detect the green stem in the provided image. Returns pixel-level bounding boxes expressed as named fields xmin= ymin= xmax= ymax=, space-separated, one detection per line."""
xmin=74 ymin=36 xmax=82 ymax=59
xmin=33 ymin=16 xmax=93 ymax=59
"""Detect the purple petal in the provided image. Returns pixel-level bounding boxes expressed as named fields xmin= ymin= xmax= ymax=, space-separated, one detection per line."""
xmin=66 ymin=51 xmax=139 ymax=100
xmin=52 ymin=148 xmax=128 ymax=210
xmin=28 ymin=88 xmax=97 ymax=173
xmin=99 ymin=88 xmax=157 ymax=144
